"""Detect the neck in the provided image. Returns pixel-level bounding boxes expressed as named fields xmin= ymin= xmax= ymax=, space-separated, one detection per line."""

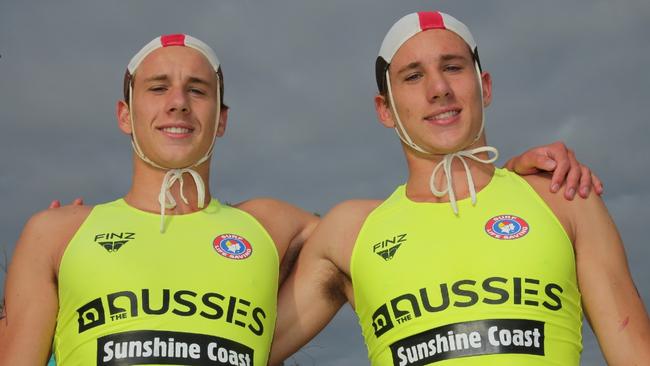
xmin=124 ymin=155 xmax=212 ymax=214
xmin=403 ymin=140 xmax=496 ymax=203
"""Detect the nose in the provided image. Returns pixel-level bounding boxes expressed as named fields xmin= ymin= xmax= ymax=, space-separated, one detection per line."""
xmin=426 ymin=72 xmax=453 ymax=102
xmin=166 ymin=87 xmax=190 ymax=114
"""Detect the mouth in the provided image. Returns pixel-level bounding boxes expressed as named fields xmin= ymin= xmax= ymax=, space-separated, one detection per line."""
xmin=424 ymin=109 xmax=460 ymax=125
xmin=158 ymin=125 xmax=195 ymax=138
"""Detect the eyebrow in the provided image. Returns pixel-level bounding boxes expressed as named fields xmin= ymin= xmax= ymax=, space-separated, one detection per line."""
xmin=395 ymin=62 xmax=422 ymax=76
xmin=394 ymin=53 xmax=471 ymax=75
xmin=142 ymin=74 xmax=213 ymax=87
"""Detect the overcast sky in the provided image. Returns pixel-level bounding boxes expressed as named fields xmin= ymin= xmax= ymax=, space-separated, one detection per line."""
xmin=1 ymin=1 xmax=649 ymax=365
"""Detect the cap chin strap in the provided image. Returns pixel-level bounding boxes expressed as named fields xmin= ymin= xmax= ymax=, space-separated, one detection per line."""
xmin=385 ymin=61 xmax=498 ymax=214
xmin=128 ymin=74 xmax=221 ymax=232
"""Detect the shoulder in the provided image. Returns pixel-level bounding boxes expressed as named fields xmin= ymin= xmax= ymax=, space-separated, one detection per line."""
xmin=233 ymin=197 xmax=318 ymax=232
xmin=520 ymin=173 xmax=606 ymax=242
xmin=316 ymin=199 xmax=383 ymax=256
xmin=23 ymin=205 xmax=93 ymax=239
xmin=233 ymin=197 xmax=319 ymax=258
xmin=235 ymin=197 xmax=305 ymax=217
xmin=14 ymin=205 xmax=93 ymax=275
xmin=324 ymin=199 xmax=383 ymax=228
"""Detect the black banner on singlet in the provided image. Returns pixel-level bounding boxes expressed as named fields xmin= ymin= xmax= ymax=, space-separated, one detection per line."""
xmin=390 ymin=318 xmax=545 ymax=366
xmin=97 ymin=330 xmax=254 ymax=366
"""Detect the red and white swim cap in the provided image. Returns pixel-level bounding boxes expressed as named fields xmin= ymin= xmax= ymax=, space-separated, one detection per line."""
xmin=127 ymin=34 xmax=220 ymax=74
xmin=375 ymin=11 xmax=481 ymax=94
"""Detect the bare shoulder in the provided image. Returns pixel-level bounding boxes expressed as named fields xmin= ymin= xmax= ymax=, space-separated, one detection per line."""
xmin=25 ymin=205 xmax=93 ymax=237
xmin=234 ymin=197 xmax=319 ymax=263
xmin=323 ymin=199 xmax=383 ymax=230
xmin=521 ymin=173 xmax=607 ymax=242
xmin=16 ymin=205 xmax=93 ymax=271
xmin=315 ymin=199 xmax=383 ymax=268
xmin=235 ymin=197 xmax=297 ymax=214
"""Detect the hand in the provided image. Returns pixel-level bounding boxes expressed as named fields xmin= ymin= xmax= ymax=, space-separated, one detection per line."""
xmin=48 ymin=198 xmax=84 ymax=209
xmin=504 ymin=141 xmax=604 ymax=200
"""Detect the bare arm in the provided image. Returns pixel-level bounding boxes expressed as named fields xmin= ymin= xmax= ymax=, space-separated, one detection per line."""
xmin=504 ymin=141 xmax=603 ymax=199
xmin=269 ymin=200 xmax=377 ymax=366
xmin=0 ymin=207 xmax=88 ymax=365
xmin=572 ymin=195 xmax=650 ymax=364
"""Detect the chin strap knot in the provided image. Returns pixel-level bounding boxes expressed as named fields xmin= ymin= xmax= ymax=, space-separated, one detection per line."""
xmin=158 ymin=168 xmax=206 ymax=233
xmin=430 ymin=146 xmax=498 ymax=215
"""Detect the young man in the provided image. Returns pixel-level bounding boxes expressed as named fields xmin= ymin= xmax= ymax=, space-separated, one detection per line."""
xmin=271 ymin=11 xmax=650 ymax=365
xmin=0 ymin=33 xmax=597 ymax=365
xmin=0 ymin=34 xmax=319 ymax=366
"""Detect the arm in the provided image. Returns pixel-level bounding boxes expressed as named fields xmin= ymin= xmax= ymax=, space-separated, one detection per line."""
xmin=269 ymin=200 xmax=376 ymax=365
xmin=269 ymin=231 xmax=347 ymax=365
xmin=0 ymin=210 xmax=69 ymax=364
xmin=572 ymin=196 xmax=650 ymax=364
xmin=504 ymin=141 xmax=604 ymax=199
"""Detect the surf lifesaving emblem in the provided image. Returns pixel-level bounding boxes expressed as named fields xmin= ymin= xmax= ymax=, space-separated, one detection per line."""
xmin=213 ymin=234 xmax=253 ymax=260
xmin=485 ymin=215 xmax=529 ymax=240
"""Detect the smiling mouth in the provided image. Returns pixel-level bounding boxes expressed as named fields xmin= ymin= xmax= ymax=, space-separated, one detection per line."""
xmin=160 ymin=127 xmax=193 ymax=134
xmin=425 ymin=110 xmax=460 ymax=122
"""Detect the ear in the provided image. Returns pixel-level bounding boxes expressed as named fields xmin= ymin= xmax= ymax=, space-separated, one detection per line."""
xmin=215 ymin=107 xmax=228 ymax=137
xmin=480 ymin=71 xmax=493 ymax=108
xmin=116 ymin=100 xmax=132 ymax=134
xmin=374 ymin=94 xmax=395 ymax=129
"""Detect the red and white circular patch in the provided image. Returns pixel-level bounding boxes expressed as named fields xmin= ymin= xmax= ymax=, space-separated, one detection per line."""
xmin=484 ymin=215 xmax=529 ymax=240
xmin=213 ymin=234 xmax=253 ymax=260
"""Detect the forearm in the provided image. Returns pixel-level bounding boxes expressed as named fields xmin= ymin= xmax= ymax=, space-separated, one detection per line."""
xmin=0 ymin=265 xmax=58 ymax=365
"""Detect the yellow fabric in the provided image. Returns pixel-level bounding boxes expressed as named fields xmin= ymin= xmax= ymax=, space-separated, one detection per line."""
xmin=351 ymin=169 xmax=582 ymax=365
xmin=54 ymin=199 xmax=278 ymax=366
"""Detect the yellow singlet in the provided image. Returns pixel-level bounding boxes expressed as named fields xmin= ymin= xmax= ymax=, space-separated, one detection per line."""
xmin=351 ymin=169 xmax=582 ymax=365
xmin=54 ymin=199 xmax=278 ymax=366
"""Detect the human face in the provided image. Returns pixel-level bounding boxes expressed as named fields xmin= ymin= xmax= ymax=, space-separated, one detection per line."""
xmin=376 ymin=29 xmax=492 ymax=155
xmin=118 ymin=46 xmax=225 ymax=169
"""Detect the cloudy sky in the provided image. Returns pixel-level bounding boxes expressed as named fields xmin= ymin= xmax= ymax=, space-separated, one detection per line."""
xmin=1 ymin=1 xmax=649 ymax=364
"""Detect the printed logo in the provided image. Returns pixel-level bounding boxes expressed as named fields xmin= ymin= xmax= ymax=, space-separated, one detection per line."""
xmin=76 ymin=289 xmax=267 ymax=336
xmin=369 ymin=276 xmax=563 ymax=339
xmin=213 ymin=234 xmax=253 ymax=260
xmin=485 ymin=215 xmax=529 ymax=240
xmin=94 ymin=232 xmax=136 ymax=252
xmin=98 ymin=330 xmax=254 ymax=366
xmin=390 ymin=318 xmax=545 ymax=365
xmin=373 ymin=233 xmax=407 ymax=261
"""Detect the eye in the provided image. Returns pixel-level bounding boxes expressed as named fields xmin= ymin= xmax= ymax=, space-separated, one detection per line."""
xmin=404 ymin=72 xmax=422 ymax=82
xmin=188 ymin=87 xmax=207 ymax=96
xmin=443 ymin=64 xmax=463 ymax=73
xmin=148 ymin=85 xmax=168 ymax=93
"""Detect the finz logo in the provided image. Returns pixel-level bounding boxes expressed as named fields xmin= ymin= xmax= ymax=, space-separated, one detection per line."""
xmin=213 ymin=234 xmax=253 ymax=260
xmin=94 ymin=232 xmax=135 ymax=252
xmin=485 ymin=215 xmax=529 ymax=240
xmin=373 ymin=233 xmax=407 ymax=261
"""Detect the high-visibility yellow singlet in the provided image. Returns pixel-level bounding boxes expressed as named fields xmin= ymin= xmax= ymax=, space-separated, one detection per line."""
xmin=351 ymin=169 xmax=582 ymax=365
xmin=54 ymin=199 xmax=278 ymax=366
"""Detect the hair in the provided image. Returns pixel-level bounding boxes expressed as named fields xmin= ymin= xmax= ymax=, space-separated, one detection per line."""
xmin=122 ymin=67 xmax=228 ymax=109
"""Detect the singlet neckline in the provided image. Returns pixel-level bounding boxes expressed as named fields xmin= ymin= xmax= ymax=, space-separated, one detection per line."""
xmin=400 ymin=167 xmax=504 ymax=207
xmin=112 ymin=198 xmax=222 ymax=218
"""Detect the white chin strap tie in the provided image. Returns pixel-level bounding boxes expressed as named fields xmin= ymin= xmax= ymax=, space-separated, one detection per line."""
xmin=386 ymin=61 xmax=499 ymax=215
xmin=430 ymin=146 xmax=498 ymax=214
xmin=158 ymin=168 xmax=206 ymax=230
